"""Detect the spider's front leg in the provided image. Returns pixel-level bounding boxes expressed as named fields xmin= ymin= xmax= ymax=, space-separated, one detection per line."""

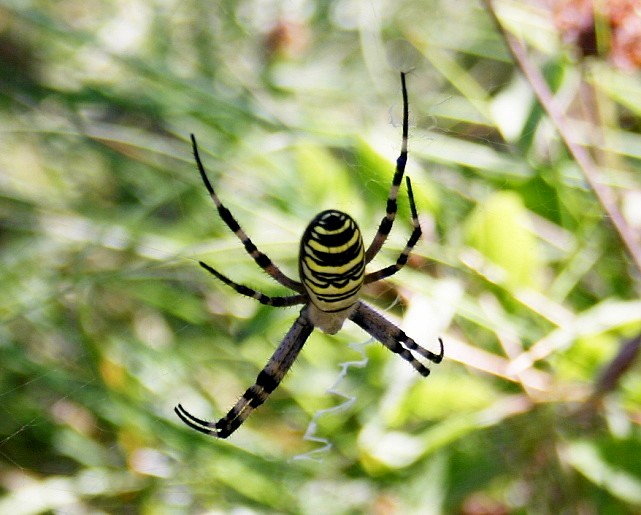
xmin=350 ymin=301 xmax=443 ymax=377
xmin=175 ymin=307 xmax=314 ymax=438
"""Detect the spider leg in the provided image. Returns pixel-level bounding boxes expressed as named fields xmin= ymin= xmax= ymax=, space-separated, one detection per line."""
xmin=365 ymin=71 xmax=410 ymax=264
xmin=365 ymin=176 xmax=421 ymax=284
xmin=175 ymin=307 xmax=314 ymax=438
xmin=199 ymin=261 xmax=306 ymax=307
xmin=191 ymin=134 xmax=303 ymax=292
xmin=349 ymin=301 xmax=443 ymax=377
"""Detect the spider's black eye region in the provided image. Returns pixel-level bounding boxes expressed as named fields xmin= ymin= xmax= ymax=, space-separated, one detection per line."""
xmin=176 ymin=72 xmax=443 ymax=439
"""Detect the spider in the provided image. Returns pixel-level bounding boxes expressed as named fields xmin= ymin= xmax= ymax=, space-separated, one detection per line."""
xmin=175 ymin=72 xmax=444 ymax=438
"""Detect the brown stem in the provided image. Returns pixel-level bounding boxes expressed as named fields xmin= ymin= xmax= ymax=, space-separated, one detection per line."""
xmin=589 ymin=333 xmax=641 ymax=404
xmin=481 ymin=0 xmax=641 ymax=274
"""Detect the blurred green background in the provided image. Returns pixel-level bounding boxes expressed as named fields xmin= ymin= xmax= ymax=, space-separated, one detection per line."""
xmin=1 ymin=0 xmax=641 ymax=513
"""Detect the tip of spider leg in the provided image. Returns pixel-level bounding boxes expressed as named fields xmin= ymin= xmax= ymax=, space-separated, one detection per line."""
xmin=405 ymin=177 xmax=419 ymax=219
xmin=190 ymin=134 xmax=201 ymax=158
xmin=436 ymin=337 xmax=445 ymax=362
xmin=174 ymin=404 xmax=222 ymax=437
xmin=405 ymin=176 xmax=414 ymax=199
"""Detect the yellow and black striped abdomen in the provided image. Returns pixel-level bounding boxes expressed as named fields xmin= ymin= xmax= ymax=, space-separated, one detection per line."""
xmin=299 ymin=210 xmax=365 ymax=318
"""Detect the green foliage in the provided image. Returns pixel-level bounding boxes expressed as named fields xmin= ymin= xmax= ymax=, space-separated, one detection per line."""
xmin=465 ymin=191 xmax=540 ymax=288
xmin=1 ymin=0 xmax=640 ymax=513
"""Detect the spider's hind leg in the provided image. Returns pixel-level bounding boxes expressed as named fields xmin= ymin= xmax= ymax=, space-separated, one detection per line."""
xmin=191 ymin=134 xmax=303 ymax=292
xmin=365 ymin=71 xmax=411 ymax=263
xmin=365 ymin=176 xmax=421 ymax=284
xmin=199 ymin=261 xmax=306 ymax=307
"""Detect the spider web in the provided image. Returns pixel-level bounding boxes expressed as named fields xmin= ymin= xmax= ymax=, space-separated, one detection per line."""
xmin=291 ymin=338 xmax=371 ymax=462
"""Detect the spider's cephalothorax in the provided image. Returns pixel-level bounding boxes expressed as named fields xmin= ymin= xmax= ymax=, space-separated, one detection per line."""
xmin=300 ymin=210 xmax=365 ymax=334
xmin=175 ymin=72 xmax=444 ymax=439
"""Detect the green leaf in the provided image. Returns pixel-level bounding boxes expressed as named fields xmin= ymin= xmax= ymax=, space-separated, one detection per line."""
xmin=465 ymin=191 xmax=541 ymax=289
